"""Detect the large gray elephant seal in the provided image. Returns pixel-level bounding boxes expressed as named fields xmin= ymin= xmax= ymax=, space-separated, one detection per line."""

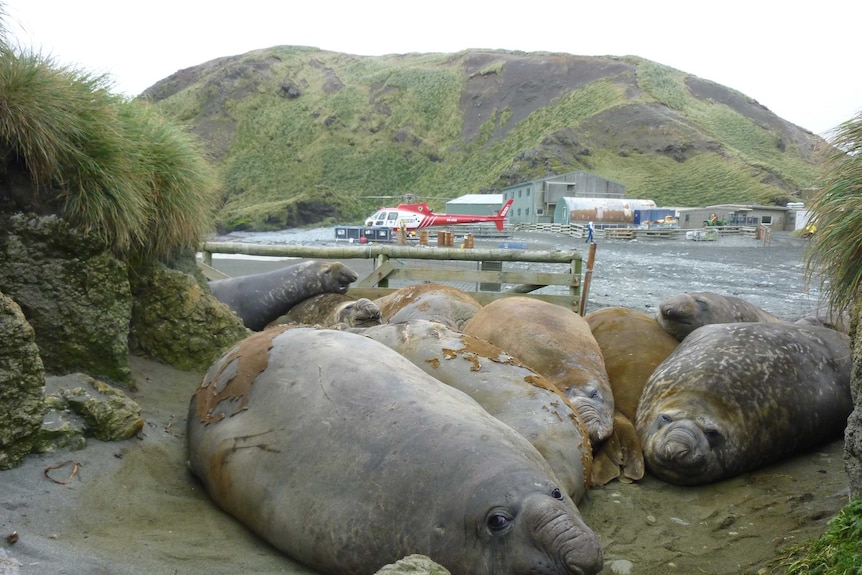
xmin=464 ymin=296 xmax=614 ymax=445
xmin=268 ymin=293 xmax=382 ymax=328
xmin=374 ymin=283 xmax=483 ymax=330
xmin=208 ymin=260 xmax=357 ymax=330
xmin=636 ymin=322 xmax=853 ymax=485
xmin=655 ymin=291 xmax=784 ymax=340
xmin=187 ymin=327 xmax=603 ymax=575
xmin=356 ymin=319 xmax=593 ymax=502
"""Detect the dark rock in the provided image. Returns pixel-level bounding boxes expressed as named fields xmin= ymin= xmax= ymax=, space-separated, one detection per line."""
xmin=0 ymin=214 xmax=132 ymax=384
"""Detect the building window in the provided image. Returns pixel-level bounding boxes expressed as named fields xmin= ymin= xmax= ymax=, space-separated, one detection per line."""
xmin=527 ymin=188 xmax=531 ymax=196
xmin=517 ymin=208 xmax=522 ymax=216
xmin=761 ymin=215 xmax=773 ymax=225
xmin=526 ymin=208 xmax=530 ymax=216
xmin=518 ymin=189 xmax=522 ymax=198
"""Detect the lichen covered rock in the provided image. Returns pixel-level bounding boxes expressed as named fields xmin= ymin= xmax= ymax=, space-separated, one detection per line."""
xmin=0 ymin=291 xmax=47 ymax=470
xmin=0 ymin=214 xmax=132 ymax=384
xmin=41 ymin=373 xmax=144 ymax=443
xmin=374 ymin=555 xmax=451 ymax=575
xmin=845 ymin=308 xmax=862 ymax=498
xmin=129 ymin=262 xmax=250 ymax=371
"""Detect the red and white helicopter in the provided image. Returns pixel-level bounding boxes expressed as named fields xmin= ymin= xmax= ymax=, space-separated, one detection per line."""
xmin=364 ymin=198 xmax=514 ymax=233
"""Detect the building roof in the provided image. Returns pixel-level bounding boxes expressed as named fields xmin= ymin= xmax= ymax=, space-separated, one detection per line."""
xmin=447 ymin=194 xmax=503 ymax=204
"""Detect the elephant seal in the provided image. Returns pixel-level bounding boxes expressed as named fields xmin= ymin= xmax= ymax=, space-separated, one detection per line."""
xmin=584 ymin=307 xmax=679 ymax=485
xmin=585 ymin=306 xmax=679 ymax=422
xmin=636 ymin=322 xmax=853 ymax=485
xmin=187 ymin=327 xmax=603 ymax=575
xmin=655 ymin=291 xmax=784 ymax=340
xmin=590 ymin=411 xmax=644 ymax=486
xmin=208 ymin=260 xmax=357 ymax=330
xmin=463 ymin=296 xmax=614 ymax=445
xmin=374 ymin=283 xmax=483 ymax=330
xmin=356 ymin=319 xmax=593 ymax=501
xmin=795 ymin=308 xmax=851 ymax=335
xmin=268 ymin=293 xmax=382 ymax=328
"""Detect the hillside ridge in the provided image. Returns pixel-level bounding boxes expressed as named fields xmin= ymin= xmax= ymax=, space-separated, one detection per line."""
xmin=142 ymin=47 xmax=826 ymax=232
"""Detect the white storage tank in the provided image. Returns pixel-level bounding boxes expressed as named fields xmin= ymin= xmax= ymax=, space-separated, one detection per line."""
xmin=554 ymin=198 xmax=657 ymax=224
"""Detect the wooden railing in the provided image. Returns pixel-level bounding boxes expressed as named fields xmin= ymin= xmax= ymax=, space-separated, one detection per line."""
xmin=200 ymin=241 xmax=584 ymax=311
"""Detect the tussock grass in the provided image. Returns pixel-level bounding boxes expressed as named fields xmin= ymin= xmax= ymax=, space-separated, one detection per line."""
xmin=804 ymin=111 xmax=862 ymax=314
xmin=772 ymin=498 xmax=862 ymax=574
xmin=0 ymin=39 xmax=220 ymax=261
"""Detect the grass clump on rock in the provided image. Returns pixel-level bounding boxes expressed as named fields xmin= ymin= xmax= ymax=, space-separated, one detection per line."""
xmin=0 ymin=45 xmax=220 ymax=263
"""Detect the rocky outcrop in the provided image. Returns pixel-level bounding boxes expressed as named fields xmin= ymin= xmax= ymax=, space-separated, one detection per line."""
xmin=845 ymin=308 xmax=862 ymax=498
xmin=0 ymin=291 xmax=47 ymax=470
xmin=374 ymin=555 xmax=450 ymax=575
xmin=34 ymin=373 xmax=144 ymax=453
xmin=129 ymin=262 xmax=250 ymax=371
xmin=0 ymin=214 xmax=132 ymax=384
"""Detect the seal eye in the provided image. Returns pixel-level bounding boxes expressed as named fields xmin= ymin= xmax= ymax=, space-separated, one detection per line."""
xmin=658 ymin=414 xmax=673 ymax=427
xmin=703 ymin=428 xmax=723 ymax=447
xmin=551 ymin=487 xmax=563 ymax=501
xmin=487 ymin=512 xmax=512 ymax=532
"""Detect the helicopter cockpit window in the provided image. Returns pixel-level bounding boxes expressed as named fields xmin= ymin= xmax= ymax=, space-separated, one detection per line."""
xmin=387 ymin=212 xmax=399 ymax=222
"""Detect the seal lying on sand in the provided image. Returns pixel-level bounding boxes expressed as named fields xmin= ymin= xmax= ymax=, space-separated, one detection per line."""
xmin=187 ymin=327 xmax=604 ymax=575
xmin=374 ymin=283 xmax=483 ymax=330
xmin=268 ymin=293 xmax=382 ymax=328
xmin=208 ymin=260 xmax=357 ymax=330
xmin=636 ymin=322 xmax=853 ymax=485
xmin=655 ymin=291 xmax=784 ymax=340
xmin=357 ymin=319 xmax=593 ymax=501
xmin=463 ymin=296 xmax=614 ymax=445
xmin=585 ymin=306 xmax=679 ymax=422
xmin=584 ymin=307 xmax=679 ymax=485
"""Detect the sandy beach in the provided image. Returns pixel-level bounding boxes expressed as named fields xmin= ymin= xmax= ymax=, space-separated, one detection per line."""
xmin=0 ymin=229 xmax=848 ymax=575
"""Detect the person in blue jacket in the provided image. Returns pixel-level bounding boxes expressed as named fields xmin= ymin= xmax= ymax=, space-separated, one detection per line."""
xmin=585 ymin=221 xmax=594 ymax=243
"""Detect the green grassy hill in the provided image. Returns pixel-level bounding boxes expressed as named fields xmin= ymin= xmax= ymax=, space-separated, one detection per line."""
xmin=143 ymin=47 xmax=827 ymax=232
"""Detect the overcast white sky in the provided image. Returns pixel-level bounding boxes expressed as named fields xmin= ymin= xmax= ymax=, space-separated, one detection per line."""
xmin=4 ymin=0 xmax=860 ymax=137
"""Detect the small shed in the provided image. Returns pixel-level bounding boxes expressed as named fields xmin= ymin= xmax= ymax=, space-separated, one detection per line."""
xmin=676 ymin=204 xmax=793 ymax=230
xmin=445 ymin=194 xmax=503 ymax=216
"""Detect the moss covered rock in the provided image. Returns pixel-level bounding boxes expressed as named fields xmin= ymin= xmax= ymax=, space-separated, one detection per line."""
xmin=130 ymin=262 xmax=250 ymax=371
xmin=845 ymin=308 xmax=862 ymax=498
xmin=0 ymin=291 xmax=47 ymax=470
xmin=0 ymin=214 xmax=132 ymax=384
xmin=44 ymin=373 xmax=145 ymax=442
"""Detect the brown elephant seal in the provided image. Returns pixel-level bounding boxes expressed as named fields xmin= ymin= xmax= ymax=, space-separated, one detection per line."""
xmin=268 ymin=293 xmax=382 ymax=328
xmin=356 ymin=319 xmax=593 ymax=502
xmin=655 ymin=291 xmax=784 ymax=340
xmin=636 ymin=322 xmax=853 ymax=485
xmin=584 ymin=307 xmax=678 ymax=485
xmin=463 ymin=296 xmax=614 ymax=445
xmin=187 ymin=327 xmax=603 ymax=575
xmin=374 ymin=283 xmax=483 ymax=330
xmin=208 ymin=260 xmax=357 ymax=330
xmin=590 ymin=411 xmax=644 ymax=486
xmin=585 ymin=306 xmax=679 ymax=422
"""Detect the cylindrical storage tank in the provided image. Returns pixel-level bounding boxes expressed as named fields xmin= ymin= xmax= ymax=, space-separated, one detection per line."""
xmin=554 ymin=198 xmax=657 ymax=225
